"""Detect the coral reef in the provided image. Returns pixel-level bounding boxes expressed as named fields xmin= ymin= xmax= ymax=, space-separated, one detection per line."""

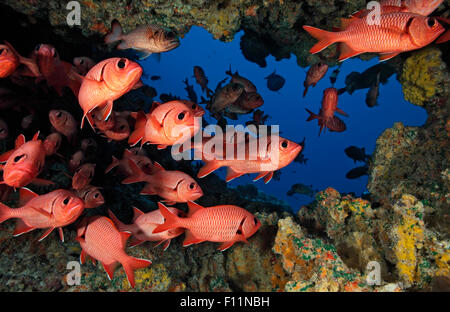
xmin=400 ymin=47 xmax=448 ymax=107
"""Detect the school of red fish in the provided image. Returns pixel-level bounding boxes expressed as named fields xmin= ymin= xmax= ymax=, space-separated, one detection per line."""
xmin=0 ymin=1 xmax=447 ymax=287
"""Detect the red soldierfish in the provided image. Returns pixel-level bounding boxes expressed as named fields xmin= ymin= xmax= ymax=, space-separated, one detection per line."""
xmin=75 ymin=185 xmax=104 ymax=209
xmin=193 ymin=66 xmax=213 ymax=97
xmin=33 ymin=44 xmax=81 ymax=96
xmin=72 ymin=163 xmax=95 ymax=190
xmin=305 ymin=87 xmax=348 ymax=135
xmin=73 ymin=57 xmax=96 ymax=76
xmin=0 ymin=133 xmax=53 ymax=188
xmin=0 ymin=41 xmax=40 ymax=78
xmin=303 ymin=62 xmax=329 ymax=97
xmin=196 ymin=134 xmax=302 ymax=184
xmin=108 ymin=207 xmax=185 ymax=250
xmin=104 ymin=19 xmax=180 ymax=60
xmin=101 ymin=116 xmax=130 ymax=142
xmin=76 ymin=216 xmax=152 ymax=288
xmin=122 ymin=159 xmax=203 ymax=205
xmin=303 ymin=13 xmax=445 ymax=61
xmin=68 ymin=150 xmax=85 ymax=172
xmin=105 ymin=149 xmax=154 ymax=177
xmin=153 ymin=201 xmax=261 ymax=251
xmin=78 ymin=57 xmax=142 ymax=130
xmin=0 ymin=188 xmax=85 ymax=242
xmin=128 ymin=100 xmax=202 ymax=150
xmin=49 ymin=109 xmax=78 ymax=142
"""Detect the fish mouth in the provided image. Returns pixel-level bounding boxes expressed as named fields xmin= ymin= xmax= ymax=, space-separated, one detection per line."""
xmin=190 ymin=189 xmax=204 ymax=199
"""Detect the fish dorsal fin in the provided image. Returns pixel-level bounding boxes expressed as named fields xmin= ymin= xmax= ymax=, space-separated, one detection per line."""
xmin=19 ymin=187 xmax=38 ymax=206
xmin=187 ymin=201 xmax=204 ymax=218
xmin=132 ymin=206 xmax=144 ymax=222
xmin=15 ymin=134 xmax=26 ymax=148
xmin=120 ymin=231 xmax=132 ymax=248
xmin=340 ymin=16 xmax=358 ymax=30
xmin=32 ymin=131 xmax=40 ymax=141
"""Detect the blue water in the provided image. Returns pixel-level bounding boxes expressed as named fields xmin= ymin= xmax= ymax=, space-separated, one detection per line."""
xmin=139 ymin=26 xmax=427 ymax=212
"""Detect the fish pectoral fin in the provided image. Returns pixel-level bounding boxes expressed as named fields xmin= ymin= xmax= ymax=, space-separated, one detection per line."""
xmin=58 ymin=228 xmax=64 ymax=242
xmin=379 ymin=52 xmax=400 ymax=62
xmin=182 ymin=230 xmax=205 ymax=247
xmin=225 ymin=168 xmax=244 ymax=182
xmin=153 ymin=239 xmax=171 ymax=251
xmin=253 ymin=172 xmax=269 ymax=182
xmin=263 ymin=171 xmax=274 ymax=184
xmin=13 ymin=220 xmax=35 ymax=237
xmin=38 ymin=227 xmax=55 ymax=242
xmin=134 ymin=49 xmax=152 ymax=60
xmin=218 ymin=241 xmax=236 ymax=252
xmin=335 ymin=107 xmax=349 ymax=117
xmin=120 ymin=231 xmax=132 ymax=248
xmin=100 ymin=101 xmax=114 ymax=121
xmin=30 ymin=206 xmax=53 ymax=218
xmin=338 ymin=43 xmax=362 ymax=62
xmin=80 ymin=249 xmax=87 ymax=264
xmin=102 ymin=262 xmax=118 ymax=281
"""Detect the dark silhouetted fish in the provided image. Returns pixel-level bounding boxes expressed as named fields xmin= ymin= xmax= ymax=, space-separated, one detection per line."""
xmin=345 ymin=146 xmax=369 ymax=163
xmin=159 ymin=93 xmax=181 ymax=103
xmin=365 ymin=72 xmax=380 ymax=108
xmin=265 ymin=70 xmax=285 ymax=92
xmin=340 ymin=63 xmax=395 ymax=95
xmin=150 ymin=75 xmax=161 ymax=81
xmin=287 ymin=183 xmax=314 ymax=197
xmin=193 ymin=66 xmax=213 ymax=97
xmin=183 ymin=78 xmax=198 ymax=104
xmin=226 ymin=65 xmax=257 ymax=93
xmin=303 ymin=62 xmax=328 ymax=97
xmin=346 ymin=165 xmax=368 ymax=179
xmin=142 ymin=85 xmax=157 ymax=98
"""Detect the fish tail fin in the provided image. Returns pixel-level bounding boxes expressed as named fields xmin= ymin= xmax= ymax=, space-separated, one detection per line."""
xmin=225 ymin=64 xmax=232 ymax=76
xmin=105 ymin=156 xmax=119 ymax=174
xmin=303 ymin=85 xmax=309 ymax=97
xmin=121 ymin=256 xmax=152 ymax=288
xmin=303 ymin=25 xmax=338 ymax=54
xmin=305 ymin=108 xmax=319 ymax=122
xmin=0 ymin=202 xmax=13 ymax=224
xmin=152 ymin=202 xmax=181 ymax=234
xmin=105 ymin=19 xmax=123 ymax=44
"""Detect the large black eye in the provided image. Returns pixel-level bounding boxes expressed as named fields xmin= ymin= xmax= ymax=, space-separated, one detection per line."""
xmin=14 ymin=154 xmax=25 ymax=162
xmin=0 ymin=49 xmax=4 ymax=55
xmin=177 ymin=112 xmax=185 ymax=120
xmin=118 ymin=59 xmax=126 ymax=69
xmin=94 ymin=193 xmax=99 ymax=198
xmin=53 ymin=51 xmax=58 ymax=58
xmin=80 ymin=59 xmax=84 ymax=65
xmin=254 ymin=217 xmax=258 ymax=225
xmin=119 ymin=125 xmax=126 ymax=130
xmin=35 ymin=44 xmax=40 ymax=51
xmin=63 ymin=197 xmax=70 ymax=205
xmin=189 ymin=182 xmax=195 ymax=189
xmin=281 ymin=141 xmax=288 ymax=149
xmin=428 ymin=18 xmax=436 ymax=27
xmin=56 ymin=111 xmax=62 ymax=118
xmin=166 ymin=31 xmax=175 ymax=39
xmin=191 ymin=104 xmax=196 ymax=109
xmin=0 ymin=128 xmax=5 ymax=133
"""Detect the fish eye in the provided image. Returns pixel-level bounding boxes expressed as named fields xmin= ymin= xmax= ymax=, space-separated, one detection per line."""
xmin=35 ymin=44 xmax=40 ymax=51
xmin=189 ymin=182 xmax=195 ymax=189
xmin=14 ymin=154 xmax=25 ymax=163
xmin=94 ymin=192 xmax=99 ymax=198
xmin=119 ymin=125 xmax=126 ymax=130
xmin=191 ymin=104 xmax=196 ymax=109
xmin=0 ymin=49 xmax=4 ymax=55
xmin=0 ymin=128 xmax=5 ymax=133
xmin=427 ymin=18 xmax=436 ymax=27
xmin=236 ymin=229 xmax=242 ymax=235
xmin=166 ymin=31 xmax=175 ymax=39
xmin=56 ymin=111 xmax=62 ymax=118
xmin=177 ymin=112 xmax=185 ymax=120
xmin=63 ymin=197 xmax=70 ymax=205
xmin=117 ymin=59 xmax=126 ymax=69
xmin=79 ymin=59 xmax=84 ymax=65
xmin=254 ymin=217 xmax=258 ymax=225
xmin=53 ymin=51 xmax=58 ymax=58
xmin=281 ymin=140 xmax=288 ymax=149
